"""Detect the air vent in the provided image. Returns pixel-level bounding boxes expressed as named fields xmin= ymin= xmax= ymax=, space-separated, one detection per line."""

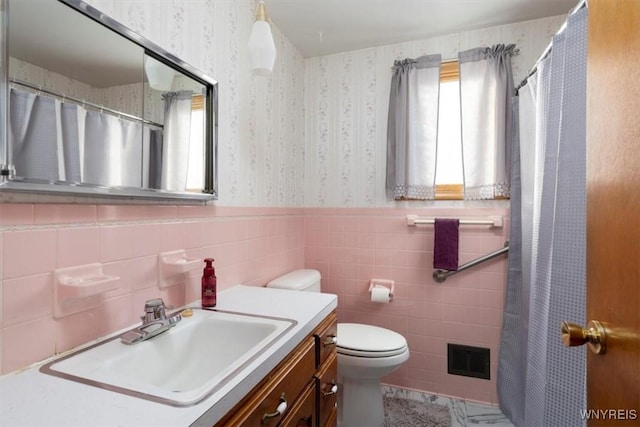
xmin=447 ymin=344 xmax=490 ymax=380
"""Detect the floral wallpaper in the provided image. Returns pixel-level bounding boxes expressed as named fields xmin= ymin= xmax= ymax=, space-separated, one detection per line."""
xmin=50 ymin=1 xmax=562 ymax=209
xmin=86 ymin=0 xmax=306 ymax=207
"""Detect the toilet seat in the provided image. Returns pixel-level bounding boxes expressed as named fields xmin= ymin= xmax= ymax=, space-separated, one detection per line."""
xmin=337 ymin=323 xmax=408 ymax=358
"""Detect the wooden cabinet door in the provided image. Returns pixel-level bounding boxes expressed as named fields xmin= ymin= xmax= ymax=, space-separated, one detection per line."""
xmin=314 ymin=312 xmax=337 ymax=369
xmin=278 ymin=381 xmax=316 ymax=427
xmin=316 ymin=352 xmax=338 ymax=427
xmin=218 ymin=338 xmax=316 ymax=426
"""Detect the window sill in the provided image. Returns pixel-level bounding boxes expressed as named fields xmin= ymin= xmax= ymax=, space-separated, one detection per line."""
xmin=396 ymin=185 xmax=510 ymax=201
xmin=435 ymin=184 xmax=463 ymax=200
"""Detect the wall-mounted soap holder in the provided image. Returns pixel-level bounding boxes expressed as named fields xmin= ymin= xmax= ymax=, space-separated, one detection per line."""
xmin=158 ymin=249 xmax=201 ymax=288
xmin=54 ymin=263 xmax=120 ymax=318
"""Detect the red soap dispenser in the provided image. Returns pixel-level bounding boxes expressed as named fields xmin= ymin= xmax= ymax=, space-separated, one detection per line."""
xmin=201 ymin=258 xmax=217 ymax=308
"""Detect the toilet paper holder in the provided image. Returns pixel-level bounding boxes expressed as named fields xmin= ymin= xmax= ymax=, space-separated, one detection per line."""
xmin=369 ymin=279 xmax=395 ymax=300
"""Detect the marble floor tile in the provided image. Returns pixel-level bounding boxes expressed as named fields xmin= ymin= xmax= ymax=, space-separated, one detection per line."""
xmin=382 ymin=385 xmax=514 ymax=427
xmin=465 ymin=401 xmax=514 ymax=426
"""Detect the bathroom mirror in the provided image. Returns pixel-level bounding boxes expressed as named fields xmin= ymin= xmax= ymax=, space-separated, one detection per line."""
xmin=0 ymin=0 xmax=218 ymax=201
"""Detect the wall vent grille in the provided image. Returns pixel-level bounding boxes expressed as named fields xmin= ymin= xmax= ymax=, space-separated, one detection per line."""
xmin=447 ymin=343 xmax=490 ymax=380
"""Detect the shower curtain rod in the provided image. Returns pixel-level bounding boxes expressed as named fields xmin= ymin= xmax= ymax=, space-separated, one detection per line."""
xmin=9 ymin=78 xmax=164 ymax=129
xmin=515 ymin=0 xmax=587 ymax=94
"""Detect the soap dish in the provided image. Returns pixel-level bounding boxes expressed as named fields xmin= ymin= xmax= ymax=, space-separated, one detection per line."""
xmin=158 ymin=249 xmax=201 ymax=288
xmin=54 ymin=263 xmax=120 ymax=318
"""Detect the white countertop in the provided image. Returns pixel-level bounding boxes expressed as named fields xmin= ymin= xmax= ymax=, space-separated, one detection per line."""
xmin=0 ymin=285 xmax=337 ymax=427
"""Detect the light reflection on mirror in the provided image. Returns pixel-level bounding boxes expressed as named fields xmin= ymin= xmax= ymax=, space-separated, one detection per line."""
xmin=141 ymin=54 xmax=207 ymax=192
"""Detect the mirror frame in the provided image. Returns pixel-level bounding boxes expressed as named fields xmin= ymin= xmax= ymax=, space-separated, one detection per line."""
xmin=0 ymin=0 xmax=218 ymax=202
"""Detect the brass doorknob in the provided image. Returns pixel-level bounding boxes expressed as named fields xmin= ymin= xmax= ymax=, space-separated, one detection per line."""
xmin=561 ymin=320 xmax=606 ymax=354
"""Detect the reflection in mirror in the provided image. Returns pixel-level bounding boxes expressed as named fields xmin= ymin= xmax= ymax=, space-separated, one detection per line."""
xmin=2 ymin=0 xmax=217 ymax=201
xmin=142 ymin=55 xmax=207 ymax=193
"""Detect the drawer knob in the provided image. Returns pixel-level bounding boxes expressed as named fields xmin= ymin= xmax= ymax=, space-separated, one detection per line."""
xmin=261 ymin=393 xmax=287 ymax=424
xmin=322 ymin=382 xmax=338 ymax=397
xmin=323 ymin=335 xmax=337 ymax=346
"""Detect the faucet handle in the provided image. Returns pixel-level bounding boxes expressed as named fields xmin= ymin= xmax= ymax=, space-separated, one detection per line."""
xmin=145 ymin=298 xmax=165 ymax=308
xmin=143 ymin=298 xmax=167 ymax=322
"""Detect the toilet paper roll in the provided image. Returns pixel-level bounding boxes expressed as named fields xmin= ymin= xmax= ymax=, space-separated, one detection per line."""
xmin=371 ymin=286 xmax=391 ymax=303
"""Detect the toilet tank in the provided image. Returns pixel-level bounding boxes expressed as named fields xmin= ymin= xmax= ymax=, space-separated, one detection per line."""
xmin=267 ymin=269 xmax=321 ymax=293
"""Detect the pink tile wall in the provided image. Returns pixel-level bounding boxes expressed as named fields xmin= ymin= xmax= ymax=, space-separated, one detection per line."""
xmin=0 ymin=203 xmax=510 ymax=407
xmin=305 ymin=207 xmax=510 ymax=405
xmin=0 ymin=204 xmax=305 ymax=374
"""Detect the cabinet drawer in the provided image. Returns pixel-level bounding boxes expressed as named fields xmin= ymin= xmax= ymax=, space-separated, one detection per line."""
xmin=278 ymin=380 xmax=316 ymax=427
xmin=316 ymin=352 xmax=338 ymax=427
xmin=314 ymin=312 xmax=337 ymax=368
xmin=220 ymin=337 xmax=316 ymax=427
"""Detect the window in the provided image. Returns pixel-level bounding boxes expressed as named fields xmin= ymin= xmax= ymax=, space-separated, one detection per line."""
xmin=435 ymin=60 xmax=463 ymax=200
xmin=186 ymin=95 xmax=205 ymax=191
xmin=388 ymin=55 xmax=509 ymax=201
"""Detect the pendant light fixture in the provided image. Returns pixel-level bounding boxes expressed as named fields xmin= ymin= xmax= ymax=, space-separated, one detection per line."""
xmin=144 ymin=56 xmax=175 ymax=91
xmin=248 ymin=1 xmax=276 ymax=76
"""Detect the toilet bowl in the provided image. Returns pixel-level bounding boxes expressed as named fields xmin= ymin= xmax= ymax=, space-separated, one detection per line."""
xmin=267 ymin=270 xmax=410 ymax=427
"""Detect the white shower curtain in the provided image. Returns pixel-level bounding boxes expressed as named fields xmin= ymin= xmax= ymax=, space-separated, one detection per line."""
xmin=498 ymin=7 xmax=587 ymax=427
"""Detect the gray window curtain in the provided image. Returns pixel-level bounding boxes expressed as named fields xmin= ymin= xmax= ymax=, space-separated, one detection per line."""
xmin=161 ymin=90 xmax=193 ymax=192
xmin=144 ymin=128 xmax=164 ymax=189
xmin=386 ymin=54 xmax=441 ymax=200
xmin=458 ymin=44 xmax=516 ymax=200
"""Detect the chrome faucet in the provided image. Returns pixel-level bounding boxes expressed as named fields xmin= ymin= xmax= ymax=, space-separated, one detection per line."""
xmin=120 ymin=298 xmax=182 ymax=345
xmin=142 ymin=298 xmax=170 ymax=323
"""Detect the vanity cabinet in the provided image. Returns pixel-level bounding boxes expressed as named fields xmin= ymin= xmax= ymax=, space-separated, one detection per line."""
xmin=278 ymin=381 xmax=316 ymax=427
xmin=313 ymin=312 xmax=338 ymax=427
xmin=316 ymin=352 xmax=338 ymax=427
xmin=217 ymin=311 xmax=337 ymax=427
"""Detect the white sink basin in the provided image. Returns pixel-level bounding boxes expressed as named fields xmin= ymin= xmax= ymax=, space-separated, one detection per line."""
xmin=40 ymin=309 xmax=296 ymax=406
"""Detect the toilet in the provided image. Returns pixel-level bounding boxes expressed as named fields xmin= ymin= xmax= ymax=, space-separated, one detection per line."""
xmin=267 ymin=269 xmax=409 ymax=427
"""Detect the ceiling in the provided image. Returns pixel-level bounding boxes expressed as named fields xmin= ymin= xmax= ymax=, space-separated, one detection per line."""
xmin=10 ymin=0 xmax=143 ymax=88
xmin=266 ymin=0 xmax=578 ymax=57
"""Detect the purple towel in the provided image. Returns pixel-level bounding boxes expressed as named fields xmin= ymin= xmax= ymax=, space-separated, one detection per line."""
xmin=433 ymin=218 xmax=459 ymax=271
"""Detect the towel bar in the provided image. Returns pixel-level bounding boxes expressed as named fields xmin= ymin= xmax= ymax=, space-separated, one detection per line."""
xmin=433 ymin=241 xmax=509 ymax=283
xmin=407 ymin=215 xmax=503 ymax=228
